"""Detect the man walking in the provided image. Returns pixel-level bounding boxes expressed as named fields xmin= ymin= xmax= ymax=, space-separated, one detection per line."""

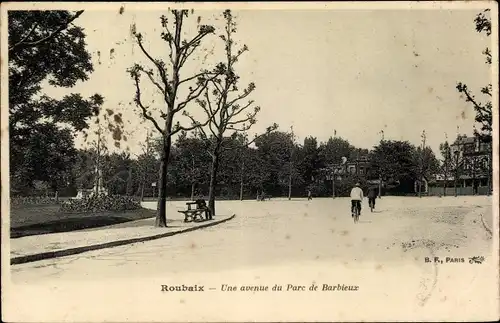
xmin=367 ymin=186 xmax=378 ymax=211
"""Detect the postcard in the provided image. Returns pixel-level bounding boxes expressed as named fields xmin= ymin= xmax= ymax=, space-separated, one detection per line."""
xmin=2 ymin=1 xmax=498 ymax=322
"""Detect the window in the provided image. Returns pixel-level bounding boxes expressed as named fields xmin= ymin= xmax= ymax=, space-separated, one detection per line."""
xmin=464 ymin=144 xmax=474 ymax=154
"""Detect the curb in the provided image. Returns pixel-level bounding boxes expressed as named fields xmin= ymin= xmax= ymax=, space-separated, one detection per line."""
xmin=11 ymin=214 xmax=236 ymax=266
xmin=479 ymin=213 xmax=493 ymax=236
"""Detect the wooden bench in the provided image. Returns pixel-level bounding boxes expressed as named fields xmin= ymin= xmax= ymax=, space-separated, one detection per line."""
xmin=178 ymin=201 xmax=207 ymax=223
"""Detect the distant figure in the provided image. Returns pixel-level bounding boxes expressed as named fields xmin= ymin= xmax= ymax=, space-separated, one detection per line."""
xmin=257 ymin=190 xmax=270 ymax=201
xmin=195 ymin=195 xmax=212 ymax=220
xmin=350 ymin=182 xmax=364 ymax=217
xmin=367 ymin=186 xmax=378 ymax=211
xmin=307 ymin=190 xmax=312 ymax=201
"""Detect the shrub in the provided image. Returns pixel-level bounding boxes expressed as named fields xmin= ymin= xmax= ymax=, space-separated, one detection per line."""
xmin=60 ymin=194 xmax=141 ymax=213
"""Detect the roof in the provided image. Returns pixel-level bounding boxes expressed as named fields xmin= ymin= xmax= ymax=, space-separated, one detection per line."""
xmin=452 ymin=137 xmax=476 ymax=146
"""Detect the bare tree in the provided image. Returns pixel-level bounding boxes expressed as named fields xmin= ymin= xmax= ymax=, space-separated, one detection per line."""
xmin=186 ymin=10 xmax=277 ymax=216
xmin=128 ymin=10 xmax=222 ymax=227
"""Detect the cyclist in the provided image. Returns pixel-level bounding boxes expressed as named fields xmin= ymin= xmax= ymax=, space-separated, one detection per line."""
xmin=350 ymin=182 xmax=363 ymax=217
xmin=367 ymin=186 xmax=378 ymax=211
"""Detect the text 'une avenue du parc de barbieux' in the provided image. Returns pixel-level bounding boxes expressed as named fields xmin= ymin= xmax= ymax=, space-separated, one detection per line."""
xmin=161 ymin=283 xmax=360 ymax=292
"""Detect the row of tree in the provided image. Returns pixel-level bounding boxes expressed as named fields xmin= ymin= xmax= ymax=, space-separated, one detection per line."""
xmin=14 ymin=124 xmax=486 ymax=201
xmin=45 ymin=129 xmax=447 ymax=198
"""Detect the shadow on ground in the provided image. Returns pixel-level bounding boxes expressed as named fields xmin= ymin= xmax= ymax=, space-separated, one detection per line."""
xmin=10 ymin=207 xmax=160 ymax=238
xmin=11 ymin=216 xmax=135 ymax=238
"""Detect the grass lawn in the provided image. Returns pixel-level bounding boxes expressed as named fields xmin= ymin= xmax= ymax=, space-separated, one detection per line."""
xmin=10 ymin=204 xmax=157 ymax=238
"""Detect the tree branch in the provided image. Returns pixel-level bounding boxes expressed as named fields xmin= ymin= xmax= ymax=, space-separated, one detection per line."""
xmin=203 ymin=89 xmax=222 ymax=134
xmin=178 ymin=71 xmax=215 ymax=86
xmin=211 ymin=79 xmax=224 ymax=95
xmin=132 ymin=74 xmax=164 ymax=135
xmin=9 ymin=10 xmax=84 ymax=54
xmin=9 ymin=23 xmax=38 ymax=51
xmin=135 ymin=35 xmax=172 ymax=101
xmin=179 ymin=42 xmax=199 ymax=68
xmin=226 ymin=114 xmax=255 ymax=126
xmin=459 ymin=84 xmax=490 ymax=115
xmin=174 ymin=73 xmax=219 ymax=113
xmin=227 ymin=86 xmax=254 ymax=107
xmin=227 ymin=100 xmax=254 ymax=120
xmin=180 ymin=26 xmax=215 ymax=56
xmin=138 ymin=66 xmax=166 ymax=97
xmin=171 ymin=115 xmax=212 ymax=136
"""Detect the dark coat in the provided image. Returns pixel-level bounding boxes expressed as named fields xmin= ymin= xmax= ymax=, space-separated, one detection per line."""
xmin=367 ymin=187 xmax=378 ymax=198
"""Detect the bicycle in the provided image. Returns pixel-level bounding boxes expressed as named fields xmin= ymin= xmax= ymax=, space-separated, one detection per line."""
xmin=352 ymin=202 xmax=360 ymax=223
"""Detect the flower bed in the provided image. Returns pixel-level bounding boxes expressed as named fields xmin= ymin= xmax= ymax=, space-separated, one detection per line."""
xmin=11 ymin=196 xmax=58 ymax=207
xmin=60 ymin=194 xmax=141 ymax=213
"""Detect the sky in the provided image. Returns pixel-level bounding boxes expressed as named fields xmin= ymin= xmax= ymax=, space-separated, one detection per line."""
xmin=36 ymin=3 xmax=495 ymax=158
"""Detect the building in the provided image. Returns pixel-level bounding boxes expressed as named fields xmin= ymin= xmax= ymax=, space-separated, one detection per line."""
xmin=322 ymin=157 xmax=370 ymax=181
xmin=429 ymin=136 xmax=492 ymax=196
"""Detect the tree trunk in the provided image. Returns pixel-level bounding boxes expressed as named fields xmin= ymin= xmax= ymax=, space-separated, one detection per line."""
xmin=140 ymin=182 xmax=145 ymax=201
xmin=454 ymin=175 xmax=458 ymax=197
xmin=208 ymin=150 xmax=220 ymax=216
xmin=332 ymin=174 xmax=335 ymax=199
xmin=95 ymin=125 xmax=101 ymax=197
xmin=443 ymin=164 xmax=448 ymax=197
xmin=240 ymin=159 xmax=244 ymax=201
xmin=190 ymin=182 xmax=195 ymax=201
xmin=378 ymin=174 xmax=382 ymax=198
xmin=126 ymin=169 xmax=133 ymax=196
xmin=156 ymin=134 xmax=172 ymax=228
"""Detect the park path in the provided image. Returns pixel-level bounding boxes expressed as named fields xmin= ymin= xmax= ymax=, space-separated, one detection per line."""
xmin=5 ymin=196 xmax=497 ymax=322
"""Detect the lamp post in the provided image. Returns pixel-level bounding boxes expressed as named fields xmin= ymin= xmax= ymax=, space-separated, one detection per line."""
xmin=378 ymin=130 xmax=384 ymax=198
xmin=453 ymin=150 xmax=460 ymax=197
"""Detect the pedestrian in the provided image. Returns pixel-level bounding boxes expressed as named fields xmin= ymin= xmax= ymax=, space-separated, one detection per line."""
xmin=367 ymin=186 xmax=378 ymax=211
xmin=307 ymin=189 xmax=312 ymax=201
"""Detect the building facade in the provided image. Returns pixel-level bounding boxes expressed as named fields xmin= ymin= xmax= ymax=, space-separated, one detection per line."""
xmin=430 ymin=136 xmax=492 ymax=196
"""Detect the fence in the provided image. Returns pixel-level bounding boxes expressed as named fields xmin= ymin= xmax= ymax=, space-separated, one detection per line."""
xmin=428 ymin=186 xmax=491 ymax=196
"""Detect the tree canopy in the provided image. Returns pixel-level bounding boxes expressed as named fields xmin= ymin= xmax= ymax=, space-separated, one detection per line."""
xmin=8 ymin=10 xmax=104 ymax=194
